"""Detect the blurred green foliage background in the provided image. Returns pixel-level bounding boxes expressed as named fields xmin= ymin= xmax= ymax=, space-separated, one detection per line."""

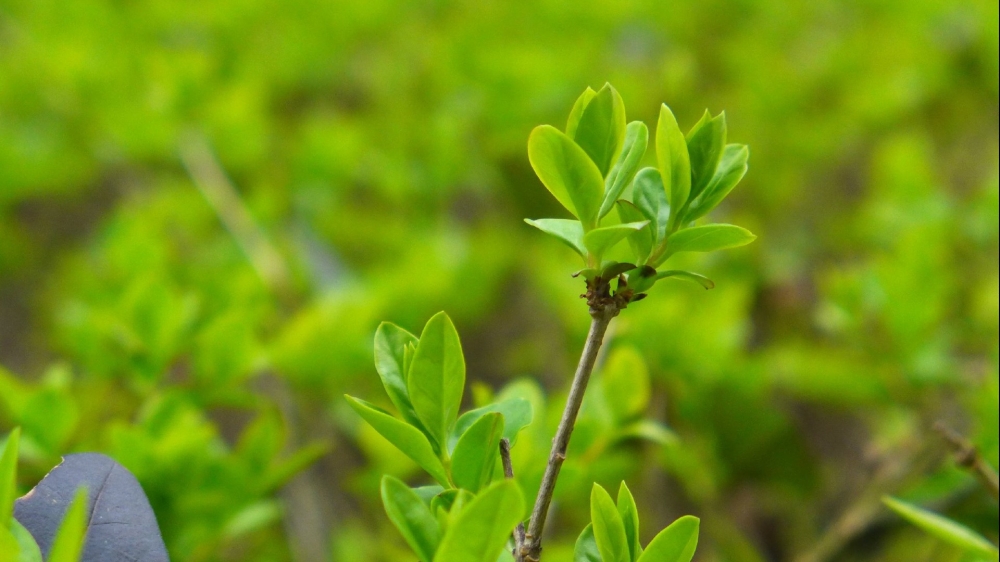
xmin=0 ymin=0 xmax=997 ymax=560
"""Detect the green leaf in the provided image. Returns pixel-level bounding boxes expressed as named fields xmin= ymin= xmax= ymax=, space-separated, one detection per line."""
xmin=573 ymin=83 xmax=627 ymax=177
xmin=617 ymin=482 xmax=642 ymax=562
xmin=374 ymin=322 xmax=424 ymax=428
xmin=450 ymin=398 xmax=533 ymax=452
xmin=566 ymin=87 xmax=597 ymax=138
xmin=632 ymin=168 xmax=670 ymax=242
xmin=583 ymin=222 xmax=649 ymax=261
xmin=637 ymin=516 xmax=700 ymax=562
xmin=382 ymin=475 xmax=442 ymax=562
xmin=656 ymin=270 xmax=715 ymax=290
xmin=345 ymin=395 xmax=451 ymax=487
xmin=660 ymin=224 xmax=756 ymax=263
xmin=655 ymin=105 xmax=690 ymax=228
xmin=574 ymin=524 xmax=602 ymax=562
xmin=614 ymin=420 xmax=677 ymax=446
xmin=528 ymin=125 xmax=605 ymax=229
xmin=883 ymin=496 xmax=999 ymax=557
xmin=601 ymin=347 xmax=649 ymax=423
xmin=685 ymin=111 xmax=727 ymax=201
xmin=48 ymin=487 xmax=88 ymax=562
xmin=625 ymin=265 xmax=657 ymax=294
xmin=524 ymin=219 xmax=586 ymax=258
xmin=11 ymin=520 xmax=44 ymax=562
xmin=600 ymin=122 xmax=649 ymax=219
xmin=433 ymin=480 xmax=526 ymax=562
xmin=600 ymin=261 xmax=638 ymax=280
xmin=685 ymin=144 xmax=749 ymax=222
xmin=451 ymin=413 xmax=504 ymax=493
xmin=1 ymin=427 xmax=20 ymax=526
xmin=408 ymin=312 xmax=466 ymax=453
xmin=616 ymin=201 xmax=654 ymax=262
xmin=591 ymin=484 xmax=630 ymax=562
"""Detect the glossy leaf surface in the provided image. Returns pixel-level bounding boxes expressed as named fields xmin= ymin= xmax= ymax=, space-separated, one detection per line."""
xmin=528 ymin=125 xmax=605 ymax=228
xmin=382 ymin=475 xmax=441 ymax=562
xmin=408 ymin=312 xmax=466 ymax=453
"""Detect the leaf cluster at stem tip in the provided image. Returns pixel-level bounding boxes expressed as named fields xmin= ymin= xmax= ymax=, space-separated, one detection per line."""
xmin=526 ymin=83 xmax=756 ymax=305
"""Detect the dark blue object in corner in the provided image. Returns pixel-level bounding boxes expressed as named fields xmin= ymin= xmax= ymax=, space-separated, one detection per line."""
xmin=14 ymin=453 xmax=170 ymax=562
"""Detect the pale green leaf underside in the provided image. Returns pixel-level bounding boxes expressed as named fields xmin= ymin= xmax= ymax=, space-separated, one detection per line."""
xmin=345 ymin=395 xmax=451 ymax=487
xmin=661 ymin=224 xmax=755 ymax=263
xmin=656 ymin=270 xmax=715 ymax=290
xmin=583 ymin=221 xmax=649 ymax=260
xmin=525 ymin=219 xmax=586 ymax=257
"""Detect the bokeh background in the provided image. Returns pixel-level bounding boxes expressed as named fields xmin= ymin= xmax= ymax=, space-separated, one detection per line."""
xmin=1 ymin=0 xmax=997 ymax=560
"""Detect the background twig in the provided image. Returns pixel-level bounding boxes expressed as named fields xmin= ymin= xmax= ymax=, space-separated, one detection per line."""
xmin=934 ymin=422 xmax=999 ymax=501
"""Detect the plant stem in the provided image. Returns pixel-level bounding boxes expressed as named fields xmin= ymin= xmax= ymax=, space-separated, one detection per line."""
xmin=500 ymin=438 xmax=527 ymax=557
xmin=934 ymin=422 xmax=1000 ymax=501
xmin=521 ymin=304 xmax=618 ymax=561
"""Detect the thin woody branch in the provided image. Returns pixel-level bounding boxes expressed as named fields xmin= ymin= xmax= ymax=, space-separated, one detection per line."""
xmin=521 ymin=283 xmax=621 ymax=561
xmin=934 ymin=421 xmax=999 ymax=501
xmin=500 ymin=438 xmax=527 ymax=558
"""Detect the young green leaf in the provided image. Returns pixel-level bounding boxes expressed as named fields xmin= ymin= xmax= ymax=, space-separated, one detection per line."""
xmin=601 ymin=261 xmax=638 ymax=280
xmin=382 ymin=475 xmax=442 ymax=562
xmin=617 ymin=482 xmax=642 ymax=561
xmin=450 ymin=413 xmax=504 ymax=493
xmin=601 ymin=348 xmax=650 ymax=424
xmin=656 ymin=270 xmax=715 ymax=290
xmin=655 ymin=105 xmax=690 ymax=227
xmin=47 ymin=487 xmax=88 ymax=562
xmin=528 ymin=125 xmax=605 ymax=229
xmin=566 ymin=87 xmax=598 ymax=139
xmin=625 ymin=265 xmax=657 ymax=294
xmin=660 ymin=224 xmax=756 ymax=263
xmin=685 ymin=144 xmax=749 ymax=222
xmin=573 ymin=83 xmax=627 ymax=177
xmin=450 ymin=398 xmax=533 ymax=452
xmin=685 ymin=111 xmax=726 ymax=201
xmin=616 ymin=200 xmax=654 ymax=262
xmin=632 ymin=167 xmax=670 ymax=242
xmin=573 ymin=524 xmax=602 ymax=562
xmin=433 ymin=480 xmax=525 ymax=562
xmin=408 ymin=312 xmax=466 ymax=453
xmin=583 ymin=222 xmax=649 ymax=261
xmin=344 ymin=395 xmax=451 ymax=487
xmin=374 ymin=322 xmax=424 ymax=428
xmin=637 ymin=515 xmax=699 ymax=562
xmin=600 ymin=122 xmax=649 ymax=219
xmin=1 ymin=427 xmax=20 ymax=526
xmin=883 ymin=496 xmax=999 ymax=557
xmin=591 ymin=484 xmax=630 ymax=562
xmin=524 ymin=219 xmax=586 ymax=258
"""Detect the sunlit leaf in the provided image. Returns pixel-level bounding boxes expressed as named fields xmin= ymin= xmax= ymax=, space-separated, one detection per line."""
xmin=617 ymin=482 xmax=642 ymax=561
xmin=450 ymin=398 xmax=533 ymax=452
xmin=345 ymin=396 xmax=451 ymax=487
xmin=524 ymin=219 xmax=586 ymax=258
xmin=637 ymin=516 xmax=699 ymax=562
xmin=566 ymin=87 xmax=598 ymax=139
xmin=883 ymin=496 xmax=999 ymax=557
xmin=632 ymin=167 xmax=670 ymax=242
xmin=655 ymin=105 xmax=690 ymax=228
xmin=656 ymin=270 xmax=715 ymax=290
xmin=408 ymin=312 xmax=466 ymax=453
xmin=573 ymin=83 xmax=627 ymax=177
xmin=685 ymin=144 xmax=749 ymax=222
xmin=583 ymin=222 xmax=649 ymax=261
xmin=450 ymin=412 xmax=504 ymax=493
xmin=374 ymin=322 xmax=424 ymax=428
xmin=591 ymin=484 xmax=630 ymax=562
xmin=433 ymin=480 xmax=525 ymax=562
xmin=686 ymin=111 xmax=726 ymax=201
xmin=574 ymin=524 xmax=601 ymax=562
xmin=600 ymin=122 xmax=649 ymax=219
xmin=660 ymin=224 xmax=755 ymax=263
xmin=528 ymin=125 xmax=605 ymax=228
